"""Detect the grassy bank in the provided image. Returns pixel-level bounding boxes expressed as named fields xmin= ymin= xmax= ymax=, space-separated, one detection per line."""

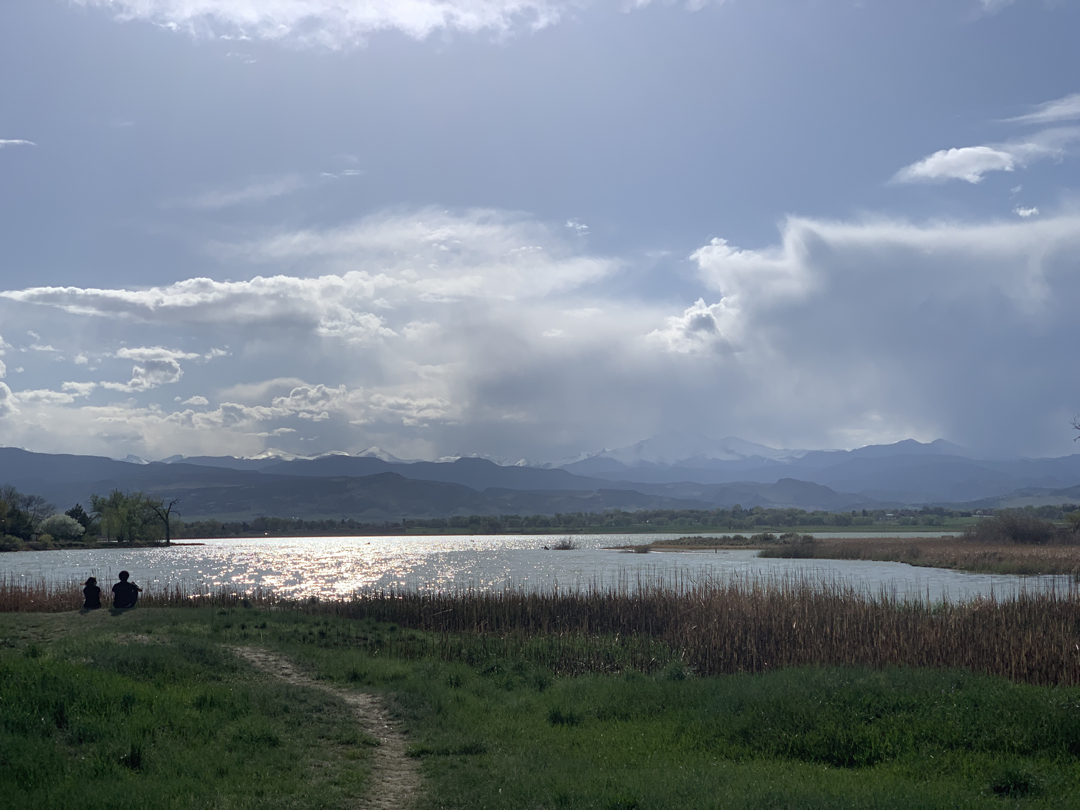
xmin=0 ymin=610 xmax=373 ymax=809
xmin=3 ymin=605 xmax=1080 ymax=808
xmin=5 ymin=574 xmax=1080 ymax=685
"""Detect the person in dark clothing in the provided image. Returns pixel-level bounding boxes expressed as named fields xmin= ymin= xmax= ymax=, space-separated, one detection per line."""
xmin=111 ymin=571 xmax=142 ymax=609
xmin=83 ymin=577 xmax=101 ymax=610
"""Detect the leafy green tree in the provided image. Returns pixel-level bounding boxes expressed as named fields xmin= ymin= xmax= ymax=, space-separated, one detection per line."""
xmin=0 ymin=486 xmax=35 ymax=541
xmin=89 ymin=490 xmax=163 ymax=543
xmin=65 ymin=503 xmax=96 ymax=532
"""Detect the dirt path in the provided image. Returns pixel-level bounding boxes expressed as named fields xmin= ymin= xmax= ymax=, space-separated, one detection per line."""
xmin=233 ymin=647 xmax=423 ymax=810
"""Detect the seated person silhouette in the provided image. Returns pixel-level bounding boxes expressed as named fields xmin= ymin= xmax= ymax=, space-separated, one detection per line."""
xmin=83 ymin=577 xmax=101 ymax=610
xmin=111 ymin=571 xmax=142 ymax=609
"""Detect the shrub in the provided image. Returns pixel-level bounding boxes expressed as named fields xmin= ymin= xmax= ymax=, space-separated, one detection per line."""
xmin=548 ymin=539 xmax=579 ymax=551
xmin=38 ymin=514 xmax=86 ymax=542
xmin=963 ymin=514 xmax=1058 ymax=545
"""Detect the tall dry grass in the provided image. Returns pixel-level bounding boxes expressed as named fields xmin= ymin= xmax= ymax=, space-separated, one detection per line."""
xmin=0 ymin=575 xmax=280 ymax=613
xmin=4 ymin=572 xmax=1079 ymax=686
xmin=321 ymin=572 xmax=1080 ymax=686
xmin=760 ymin=535 xmax=1080 ymax=576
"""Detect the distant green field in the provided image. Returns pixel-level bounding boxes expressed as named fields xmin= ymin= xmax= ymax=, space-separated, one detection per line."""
xmin=3 ymin=607 xmax=1080 ymax=809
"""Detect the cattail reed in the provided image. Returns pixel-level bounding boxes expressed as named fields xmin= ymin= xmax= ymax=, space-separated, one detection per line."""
xmin=0 ymin=575 xmax=281 ymax=612
xmin=3 ymin=571 xmax=1079 ymax=686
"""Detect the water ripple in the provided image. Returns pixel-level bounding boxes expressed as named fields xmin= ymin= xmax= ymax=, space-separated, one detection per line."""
xmin=3 ymin=533 xmax=1069 ymax=603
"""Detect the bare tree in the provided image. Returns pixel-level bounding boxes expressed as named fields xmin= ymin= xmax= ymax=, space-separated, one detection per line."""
xmin=147 ymin=498 xmax=180 ymax=545
xmin=1 ymin=485 xmax=55 ymax=529
xmin=18 ymin=493 xmax=55 ymax=528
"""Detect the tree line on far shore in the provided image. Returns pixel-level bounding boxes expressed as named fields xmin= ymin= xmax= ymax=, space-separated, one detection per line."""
xmin=3 ymin=484 xmax=1080 ymax=549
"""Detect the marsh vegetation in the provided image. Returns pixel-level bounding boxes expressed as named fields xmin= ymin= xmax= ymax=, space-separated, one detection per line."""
xmin=4 ymin=593 xmax=1080 ymax=808
xmin=759 ymin=514 xmax=1080 ymax=577
xmin=5 ymin=572 xmax=1080 ymax=685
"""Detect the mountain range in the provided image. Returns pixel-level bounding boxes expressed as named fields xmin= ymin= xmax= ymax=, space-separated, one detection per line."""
xmin=2 ymin=433 xmax=1080 ymax=521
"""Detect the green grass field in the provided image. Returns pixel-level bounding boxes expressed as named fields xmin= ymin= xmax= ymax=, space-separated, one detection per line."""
xmin=3 ymin=606 xmax=1080 ymax=809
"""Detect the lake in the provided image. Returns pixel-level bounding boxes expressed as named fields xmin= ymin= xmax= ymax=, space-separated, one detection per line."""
xmin=2 ymin=532 xmax=1070 ymax=603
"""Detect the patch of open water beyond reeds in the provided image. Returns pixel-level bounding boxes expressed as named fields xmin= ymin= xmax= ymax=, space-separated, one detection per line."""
xmin=1 ymin=533 xmax=1072 ymax=603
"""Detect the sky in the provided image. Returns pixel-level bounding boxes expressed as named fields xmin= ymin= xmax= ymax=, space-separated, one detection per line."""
xmin=1 ymin=0 xmax=1079 ymax=464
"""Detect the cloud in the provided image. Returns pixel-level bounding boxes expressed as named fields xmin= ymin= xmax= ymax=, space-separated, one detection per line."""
xmin=1015 ymin=206 xmax=1039 ymax=218
xmin=114 ymin=346 xmax=204 ymax=363
xmin=61 ymin=381 xmax=97 ymax=397
xmin=1007 ymin=92 xmax=1080 ymax=125
xmin=14 ymin=389 xmax=78 ymax=406
xmin=893 ymin=129 xmax=1079 ymax=184
xmin=684 ymin=213 xmax=1080 ymax=452
xmin=893 ymin=145 xmax=1016 ymax=184
xmin=0 ymin=140 xmax=35 ymax=149
xmin=0 ymin=210 xmax=617 ymax=345
xmin=102 ymin=346 xmax=225 ymax=392
xmin=177 ymin=174 xmax=308 ymax=209
xmin=102 ymin=359 xmax=186 ymax=392
xmin=228 ymin=207 xmax=617 ymax=300
xmin=71 ymin=0 xmax=566 ymax=47
xmin=647 ymin=298 xmax=734 ymax=355
xmin=4 ymin=207 xmax=1080 ymax=460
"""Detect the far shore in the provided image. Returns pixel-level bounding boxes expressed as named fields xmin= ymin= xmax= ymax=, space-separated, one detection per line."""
xmin=11 ymin=529 xmax=1080 ymax=579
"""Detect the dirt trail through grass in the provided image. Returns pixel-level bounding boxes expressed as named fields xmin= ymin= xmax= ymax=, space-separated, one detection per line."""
xmin=233 ymin=647 xmax=423 ymax=810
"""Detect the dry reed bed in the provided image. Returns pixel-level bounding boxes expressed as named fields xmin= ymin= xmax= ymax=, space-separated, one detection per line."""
xmin=328 ymin=575 xmax=1080 ymax=686
xmin=4 ymin=573 xmax=1080 ymax=686
xmin=783 ymin=536 xmax=1080 ymax=576
xmin=0 ymin=576 xmax=281 ymax=613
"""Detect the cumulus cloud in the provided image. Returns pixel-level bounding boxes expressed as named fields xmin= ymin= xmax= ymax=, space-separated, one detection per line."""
xmin=103 ymin=359 xmax=185 ymax=392
xmin=1 ymin=275 xmax=397 ymax=343
xmin=14 ymin=389 xmax=78 ymax=406
xmin=72 ymin=0 xmax=565 ymax=47
xmin=893 ymin=128 xmax=1079 ymax=184
xmin=61 ymin=381 xmax=97 ymax=397
xmin=1015 ymin=206 xmax=1039 ymax=218
xmin=894 ymin=145 xmax=1016 ymax=184
xmin=1007 ymin=92 xmax=1080 ymax=125
xmin=260 ymin=383 xmax=459 ymax=427
xmin=102 ymin=346 xmax=225 ymax=392
xmin=684 ymin=213 xmax=1080 ymax=452
xmin=647 ymin=298 xmax=735 ymax=355
xmin=3 ymin=208 xmax=1080 ymax=460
